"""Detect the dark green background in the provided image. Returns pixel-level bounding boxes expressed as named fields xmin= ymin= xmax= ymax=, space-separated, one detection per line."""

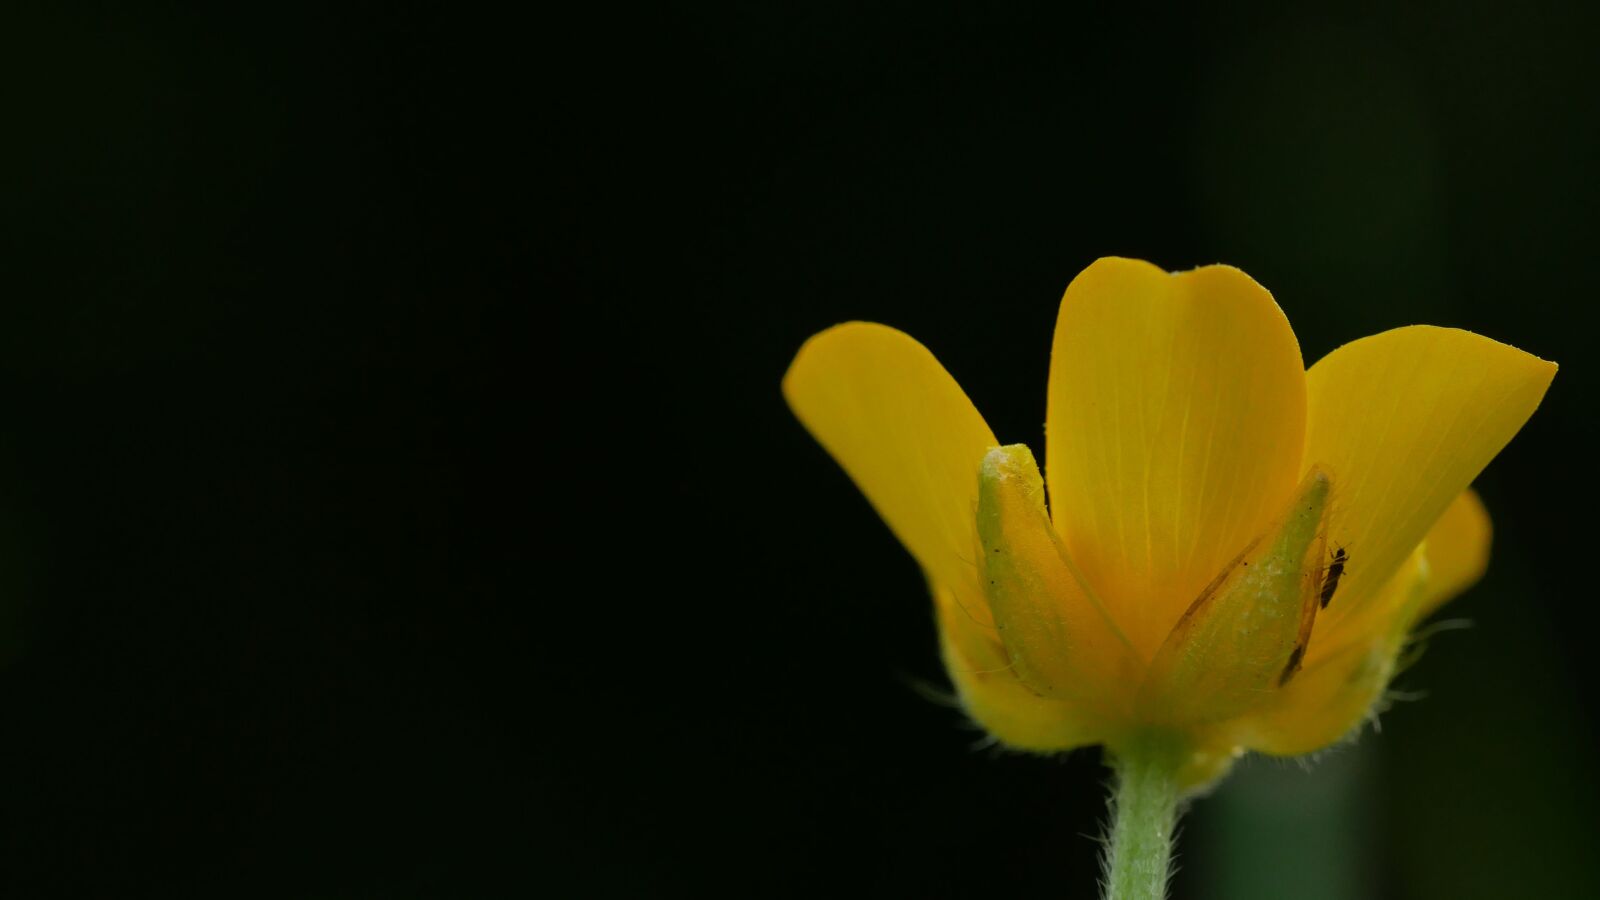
xmin=4 ymin=2 xmax=1596 ymax=896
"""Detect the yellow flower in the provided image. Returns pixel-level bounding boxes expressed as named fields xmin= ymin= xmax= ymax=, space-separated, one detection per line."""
xmin=783 ymin=257 xmax=1553 ymax=789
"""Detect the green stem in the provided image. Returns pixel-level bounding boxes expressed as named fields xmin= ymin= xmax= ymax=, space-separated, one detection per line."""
xmin=1103 ymin=736 xmax=1185 ymax=900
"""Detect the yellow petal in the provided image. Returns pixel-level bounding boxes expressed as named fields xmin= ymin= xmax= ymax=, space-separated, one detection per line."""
xmin=1140 ymin=469 xmax=1331 ymax=725
xmin=936 ymin=590 xmax=1107 ymax=751
xmin=1303 ymin=327 xmax=1553 ymax=636
xmin=1414 ymin=488 xmax=1492 ymax=622
xmin=1045 ymin=258 xmax=1307 ymax=657
xmin=783 ymin=322 xmax=998 ymax=603
xmin=977 ymin=445 xmax=1138 ymax=713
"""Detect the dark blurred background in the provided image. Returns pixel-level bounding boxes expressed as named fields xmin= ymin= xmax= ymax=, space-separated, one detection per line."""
xmin=3 ymin=2 xmax=1596 ymax=897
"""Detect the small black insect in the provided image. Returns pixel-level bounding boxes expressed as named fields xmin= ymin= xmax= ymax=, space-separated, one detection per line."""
xmin=1319 ymin=546 xmax=1349 ymax=609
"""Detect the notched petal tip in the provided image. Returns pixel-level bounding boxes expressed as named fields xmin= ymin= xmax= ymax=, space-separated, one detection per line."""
xmin=1045 ymin=256 xmax=1308 ymax=658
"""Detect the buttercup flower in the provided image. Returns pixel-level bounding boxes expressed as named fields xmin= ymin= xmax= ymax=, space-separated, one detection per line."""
xmin=782 ymin=258 xmax=1554 ymax=793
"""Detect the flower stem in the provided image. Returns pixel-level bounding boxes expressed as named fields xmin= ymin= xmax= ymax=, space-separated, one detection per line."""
xmin=1102 ymin=736 xmax=1185 ymax=900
